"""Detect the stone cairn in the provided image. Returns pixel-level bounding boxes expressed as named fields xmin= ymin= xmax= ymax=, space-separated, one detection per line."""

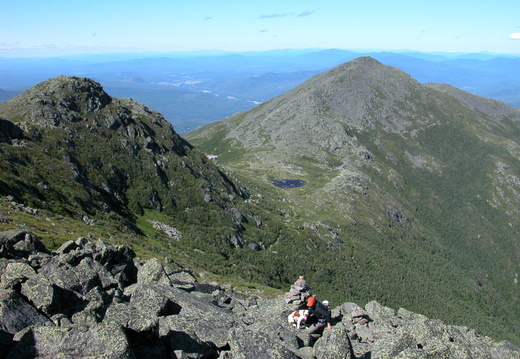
xmin=285 ymin=275 xmax=312 ymax=305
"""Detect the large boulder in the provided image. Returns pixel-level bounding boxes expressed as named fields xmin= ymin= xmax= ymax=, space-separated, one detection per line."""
xmin=227 ymin=327 xmax=302 ymax=359
xmin=0 ymin=290 xmax=53 ymax=335
xmin=20 ymin=275 xmax=56 ymax=314
xmin=157 ymin=284 xmax=240 ymax=348
xmin=0 ymin=230 xmax=48 ymax=259
xmin=0 ymin=262 xmax=36 ymax=289
xmin=136 ymin=258 xmax=171 ymax=285
xmin=7 ymin=323 xmax=133 ymax=359
xmin=313 ymin=326 xmax=355 ymax=359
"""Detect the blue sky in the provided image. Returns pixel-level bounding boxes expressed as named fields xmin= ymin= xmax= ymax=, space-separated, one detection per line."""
xmin=2 ymin=0 xmax=520 ymax=57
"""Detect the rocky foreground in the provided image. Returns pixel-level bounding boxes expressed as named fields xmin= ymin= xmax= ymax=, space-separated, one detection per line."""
xmin=1 ymin=230 xmax=518 ymax=359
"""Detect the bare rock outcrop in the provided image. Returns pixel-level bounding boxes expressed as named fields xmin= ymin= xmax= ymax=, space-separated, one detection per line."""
xmin=0 ymin=230 xmax=519 ymax=358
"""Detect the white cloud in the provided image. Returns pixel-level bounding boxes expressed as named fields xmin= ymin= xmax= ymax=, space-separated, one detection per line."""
xmin=0 ymin=42 xmax=19 ymax=46
xmin=509 ymin=33 xmax=520 ymax=39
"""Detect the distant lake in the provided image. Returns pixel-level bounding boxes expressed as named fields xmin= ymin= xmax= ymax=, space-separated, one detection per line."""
xmin=270 ymin=179 xmax=307 ymax=189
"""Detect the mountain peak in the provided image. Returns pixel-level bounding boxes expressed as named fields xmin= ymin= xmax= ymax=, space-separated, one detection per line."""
xmin=187 ymin=57 xmax=426 ymax=157
xmin=1 ymin=75 xmax=112 ymax=127
xmin=322 ymin=55 xmax=409 ymax=81
xmin=343 ymin=55 xmax=383 ymax=66
xmin=34 ymin=75 xmax=110 ymax=107
xmin=0 ymin=76 xmax=248 ymax=235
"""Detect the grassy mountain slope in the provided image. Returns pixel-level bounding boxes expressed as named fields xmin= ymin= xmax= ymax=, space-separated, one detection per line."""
xmin=186 ymin=57 xmax=520 ymax=344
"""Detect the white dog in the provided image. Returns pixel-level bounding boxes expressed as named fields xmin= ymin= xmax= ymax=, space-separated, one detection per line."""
xmin=288 ymin=309 xmax=310 ymax=329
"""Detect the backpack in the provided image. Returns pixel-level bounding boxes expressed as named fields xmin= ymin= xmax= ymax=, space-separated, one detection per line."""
xmin=313 ymin=302 xmax=330 ymax=321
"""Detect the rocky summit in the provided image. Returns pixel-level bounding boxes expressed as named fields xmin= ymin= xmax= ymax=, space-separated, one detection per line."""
xmin=0 ymin=75 xmax=249 ymax=232
xmin=1 ymin=230 xmax=519 ymax=359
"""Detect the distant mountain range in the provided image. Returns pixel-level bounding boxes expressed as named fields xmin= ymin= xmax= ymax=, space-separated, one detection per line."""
xmin=1 ymin=49 xmax=519 ymax=133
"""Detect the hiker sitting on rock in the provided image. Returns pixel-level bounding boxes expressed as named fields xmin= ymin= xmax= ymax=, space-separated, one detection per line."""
xmin=307 ymin=300 xmax=332 ymax=334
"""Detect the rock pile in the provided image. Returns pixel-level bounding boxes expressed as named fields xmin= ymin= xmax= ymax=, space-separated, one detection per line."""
xmin=1 ymin=230 xmax=519 ymax=358
xmin=285 ymin=275 xmax=312 ymax=304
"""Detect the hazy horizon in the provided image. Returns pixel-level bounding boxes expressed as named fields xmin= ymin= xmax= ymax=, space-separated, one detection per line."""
xmin=2 ymin=47 xmax=520 ymax=60
xmin=3 ymin=0 xmax=520 ymax=58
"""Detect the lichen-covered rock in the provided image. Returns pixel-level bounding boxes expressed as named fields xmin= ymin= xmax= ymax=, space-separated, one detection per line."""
xmin=136 ymin=257 xmax=171 ymax=285
xmin=1 ymin=231 xmax=519 ymax=358
xmin=0 ymin=262 xmax=35 ymax=289
xmin=164 ymin=330 xmax=218 ymax=359
xmin=0 ymin=289 xmax=53 ymax=335
xmin=158 ymin=298 xmax=238 ymax=348
xmin=7 ymin=323 xmax=133 ymax=359
xmin=104 ymin=302 xmax=159 ymax=337
xmin=227 ymin=327 xmax=302 ymax=359
xmin=0 ymin=230 xmax=48 ymax=259
xmin=313 ymin=326 xmax=355 ymax=359
xmin=20 ymin=274 xmax=55 ymax=314
xmin=128 ymin=283 xmax=180 ymax=317
xmin=168 ymin=270 xmax=197 ymax=291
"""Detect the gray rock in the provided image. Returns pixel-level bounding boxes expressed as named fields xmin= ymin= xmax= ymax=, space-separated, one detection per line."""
xmin=0 ymin=230 xmax=48 ymax=259
xmin=0 ymin=262 xmax=35 ymax=289
xmin=351 ymin=302 xmax=520 ymax=359
xmin=230 ymin=207 xmax=244 ymax=226
xmin=396 ymin=307 xmax=428 ymax=321
xmin=92 ymin=259 xmax=119 ymax=289
xmin=129 ymin=283 xmax=180 ymax=317
xmin=168 ymin=270 xmax=197 ymax=291
xmin=8 ymin=323 xmax=133 ymax=359
xmin=313 ymin=326 xmax=355 ymax=359
xmin=164 ymin=330 xmax=218 ymax=359
xmin=1 ymin=232 xmax=519 ymax=358
xmin=227 ymin=327 xmax=302 ymax=359
xmin=104 ymin=302 xmax=159 ymax=337
xmin=37 ymin=256 xmax=98 ymax=299
xmin=227 ymin=233 xmax=245 ymax=248
xmin=0 ymin=118 xmax=23 ymax=143
xmin=20 ymin=275 xmax=56 ymax=314
xmin=136 ymin=258 xmax=171 ymax=285
xmin=0 ymin=289 xmax=53 ymax=335
xmin=55 ymin=240 xmax=79 ymax=255
xmin=248 ymin=242 xmax=261 ymax=251
xmin=193 ymin=281 xmax=221 ymax=294
xmin=157 ymin=284 xmax=241 ymax=348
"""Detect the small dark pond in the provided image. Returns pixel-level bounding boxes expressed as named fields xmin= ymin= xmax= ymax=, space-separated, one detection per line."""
xmin=270 ymin=179 xmax=307 ymax=189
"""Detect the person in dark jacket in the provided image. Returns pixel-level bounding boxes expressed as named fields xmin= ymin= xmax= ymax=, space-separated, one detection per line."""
xmin=307 ymin=300 xmax=332 ymax=334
